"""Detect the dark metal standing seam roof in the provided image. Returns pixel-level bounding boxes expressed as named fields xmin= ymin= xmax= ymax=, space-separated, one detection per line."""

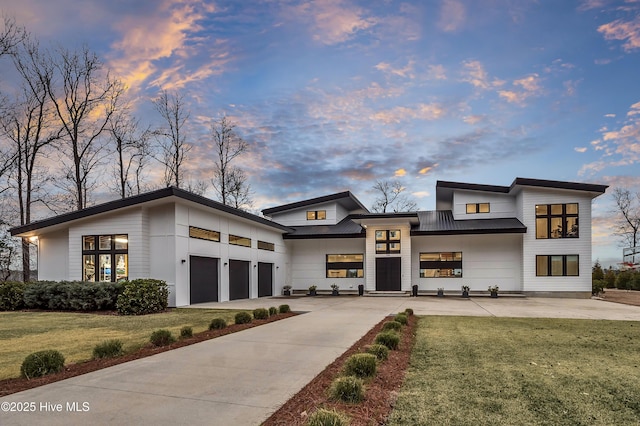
xmin=283 ymin=217 xmax=365 ymax=239
xmin=412 ymin=211 xmax=527 ymax=235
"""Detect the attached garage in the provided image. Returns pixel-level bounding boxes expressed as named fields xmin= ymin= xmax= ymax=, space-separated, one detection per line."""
xmin=189 ymin=256 xmax=219 ymax=303
xmin=229 ymin=259 xmax=250 ymax=300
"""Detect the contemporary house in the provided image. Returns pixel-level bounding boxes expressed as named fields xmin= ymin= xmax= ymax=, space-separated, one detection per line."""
xmin=10 ymin=177 xmax=607 ymax=305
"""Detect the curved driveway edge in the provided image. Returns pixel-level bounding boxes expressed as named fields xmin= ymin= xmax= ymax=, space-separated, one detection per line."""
xmin=1 ymin=297 xmax=639 ymax=425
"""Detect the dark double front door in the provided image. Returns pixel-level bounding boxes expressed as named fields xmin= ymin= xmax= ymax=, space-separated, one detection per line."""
xmin=376 ymin=257 xmax=402 ymax=291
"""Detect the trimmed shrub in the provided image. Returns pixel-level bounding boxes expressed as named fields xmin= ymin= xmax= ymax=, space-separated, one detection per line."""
xmin=365 ymin=344 xmax=389 ymax=361
xmin=381 ymin=320 xmax=402 ymax=332
xmin=20 ymin=350 xmax=65 ymax=379
xmin=235 ymin=311 xmax=252 ymax=324
xmin=209 ymin=318 xmax=228 ymax=330
xmin=394 ymin=313 xmax=408 ymax=325
xmin=180 ymin=326 xmax=193 ymax=338
xmin=150 ymin=329 xmax=175 ymax=346
xmin=269 ymin=306 xmax=278 ymax=316
xmin=343 ymin=353 xmax=377 ymax=378
xmin=404 ymin=308 xmax=414 ymax=316
xmin=278 ymin=304 xmax=291 ymax=314
xmin=93 ymin=340 xmax=124 ymax=359
xmin=117 ymin=279 xmax=169 ymax=315
xmin=0 ymin=281 xmax=27 ymax=311
xmin=329 ymin=376 xmax=365 ymax=403
xmin=307 ymin=408 xmax=350 ymax=426
xmin=375 ymin=331 xmax=400 ymax=350
xmin=23 ymin=281 xmax=122 ymax=311
xmin=253 ymin=308 xmax=269 ymax=320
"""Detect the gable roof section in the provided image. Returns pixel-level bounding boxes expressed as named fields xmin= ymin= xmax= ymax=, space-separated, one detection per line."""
xmin=262 ymin=191 xmax=368 ymax=216
xmin=10 ymin=187 xmax=292 ymax=236
xmin=283 ymin=217 xmax=365 ymax=239
xmin=437 ymin=177 xmax=608 ymax=194
xmin=412 ymin=211 xmax=526 ymax=235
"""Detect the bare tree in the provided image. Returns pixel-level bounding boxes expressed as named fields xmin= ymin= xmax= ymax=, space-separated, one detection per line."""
xmin=371 ymin=179 xmax=418 ymax=213
xmin=0 ymin=15 xmax=26 ymax=57
xmin=108 ymin=108 xmax=152 ymax=198
xmin=0 ymin=36 xmax=62 ymax=281
xmin=45 ymin=45 xmax=123 ymax=210
xmin=210 ymin=116 xmax=251 ymax=208
xmin=152 ymin=90 xmax=190 ymax=188
xmin=612 ymin=187 xmax=640 ymax=250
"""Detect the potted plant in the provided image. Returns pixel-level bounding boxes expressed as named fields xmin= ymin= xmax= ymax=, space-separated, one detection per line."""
xmin=331 ymin=283 xmax=339 ymax=296
xmin=461 ymin=285 xmax=470 ymax=298
xmin=488 ymin=285 xmax=499 ymax=298
xmin=437 ymin=287 xmax=444 ymax=297
xmin=308 ymin=285 xmax=317 ymax=296
xmin=283 ymin=285 xmax=292 ymax=296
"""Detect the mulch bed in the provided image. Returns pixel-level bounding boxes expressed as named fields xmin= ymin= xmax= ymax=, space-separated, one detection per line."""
xmin=600 ymin=289 xmax=640 ymax=307
xmin=263 ymin=314 xmax=417 ymax=426
xmin=0 ymin=311 xmax=296 ymax=397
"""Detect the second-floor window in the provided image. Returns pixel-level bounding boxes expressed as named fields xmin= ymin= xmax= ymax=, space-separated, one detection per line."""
xmin=466 ymin=203 xmax=490 ymax=214
xmin=307 ymin=210 xmax=326 ymax=220
xmin=535 ymin=203 xmax=579 ymax=239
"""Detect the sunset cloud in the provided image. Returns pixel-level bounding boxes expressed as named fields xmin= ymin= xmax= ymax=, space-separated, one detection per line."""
xmin=460 ymin=60 xmax=504 ymax=90
xmin=438 ymin=0 xmax=466 ymax=32
xmin=598 ymin=17 xmax=640 ymax=52
xmin=293 ymin=0 xmax=376 ymax=45
xmin=371 ymin=103 xmax=445 ymax=124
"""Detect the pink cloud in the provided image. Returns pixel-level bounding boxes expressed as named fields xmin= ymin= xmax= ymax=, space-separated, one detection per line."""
xmin=598 ymin=17 xmax=640 ymax=52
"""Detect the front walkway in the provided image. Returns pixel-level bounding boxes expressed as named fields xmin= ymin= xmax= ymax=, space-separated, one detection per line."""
xmin=1 ymin=297 xmax=639 ymax=426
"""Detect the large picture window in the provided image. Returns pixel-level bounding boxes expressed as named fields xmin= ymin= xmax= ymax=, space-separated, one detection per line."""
xmin=419 ymin=252 xmax=462 ymax=278
xmin=536 ymin=255 xmax=579 ymax=276
xmin=375 ymin=230 xmax=401 ymax=254
xmin=82 ymin=234 xmax=128 ymax=282
xmin=326 ymin=254 xmax=364 ymax=278
xmin=535 ymin=203 xmax=579 ymax=239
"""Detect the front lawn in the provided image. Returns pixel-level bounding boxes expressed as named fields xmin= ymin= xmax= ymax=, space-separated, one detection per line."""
xmin=388 ymin=316 xmax=640 ymax=425
xmin=0 ymin=309 xmax=246 ymax=380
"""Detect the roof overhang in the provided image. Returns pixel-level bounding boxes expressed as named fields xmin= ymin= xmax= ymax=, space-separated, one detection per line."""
xmin=262 ymin=191 xmax=368 ymax=216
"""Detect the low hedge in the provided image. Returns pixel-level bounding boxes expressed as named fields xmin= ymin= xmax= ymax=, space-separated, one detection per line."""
xmin=116 ymin=279 xmax=169 ymax=315
xmin=23 ymin=281 xmax=122 ymax=311
xmin=0 ymin=281 xmax=28 ymax=311
xmin=21 ymin=350 xmax=65 ymax=379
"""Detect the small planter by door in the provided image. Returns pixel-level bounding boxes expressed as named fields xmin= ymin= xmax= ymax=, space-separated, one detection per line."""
xmin=437 ymin=289 xmax=444 ymax=297
xmin=490 ymin=291 xmax=498 ymax=298
xmin=283 ymin=290 xmax=291 ymax=296
xmin=308 ymin=290 xmax=317 ymax=296
xmin=462 ymin=290 xmax=469 ymax=298
xmin=332 ymin=290 xmax=339 ymax=296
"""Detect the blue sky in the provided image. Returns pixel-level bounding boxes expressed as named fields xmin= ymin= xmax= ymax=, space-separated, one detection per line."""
xmin=1 ymin=0 xmax=639 ymax=266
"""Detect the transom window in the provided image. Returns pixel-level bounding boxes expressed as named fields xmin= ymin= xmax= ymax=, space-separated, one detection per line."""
xmin=326 ymin=254 xmax=364 ymax=278
xmin=466 ymin=203 xmax=490 ymax=214
xmin=419 ymin=252 xmax=462 ymax=278
xmin=82 ymin=234 xmax=128 ymax=282
xmin=307 ymin=210 xmax=326 ymax=220
xmin=189 ymin=226 xmax=220 ymax=242
xmin=229 ymin=234 xmax=251 ymax=247
xmin=375 ymin=230 xmax=401 ymax=254
xmin=257 ymin=240 xmax=275 ymax=251
xmin=535 ymin=203 xmax=579 ymax=239
xmin=536 ymin=255 xmax=579 ymax=276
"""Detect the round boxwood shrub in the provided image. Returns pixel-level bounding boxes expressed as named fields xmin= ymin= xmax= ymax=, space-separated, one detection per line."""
xmin=307 ymin=408 xmax=350 ymax=426
xmin=209 ymin=318 xmax=228 ymax=330
xmin=404 ymin=307 xmax=414 ymax=316
xmin=375 ymin=331 xmax=400 ymax=350
xmin=20 ymin=350 xmax=65 ymax=379
xmin=180 ymin=326 xmax=193 ymax=339
xmin=150 ymin=329 xmax=175 ymax=346
xmin=394 ymin=313 xmax=408 ymax=325
xmin=381 ymin=320 xmax=402 ymax=332
xmin=343 ymin=353 xmax=377 ymax=378
xmin=278 ymin=304 xmax=291 ymax=314
xmin=329 ymin=376 xmax=365 ymax=403
xmin=0 ymin=281 xmax=27 ymax=311
xmin=365 ymin=344 xmax=389 ymax=361
xmin=235 ymin=311 xmax=252 ymax=324
xmin=93 ymin=339 xmax=124 ymax=359
xmin=269 ymin=306 xmax=278 ymax=316
xmin=116 ymin=279 xmax=169 ymax=315
xmin=253 ymin=308 xmax=269 ymax=320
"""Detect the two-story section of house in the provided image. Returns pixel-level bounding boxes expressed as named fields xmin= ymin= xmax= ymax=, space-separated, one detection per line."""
xmin=10 ymin=177 xmax=607 ymax=305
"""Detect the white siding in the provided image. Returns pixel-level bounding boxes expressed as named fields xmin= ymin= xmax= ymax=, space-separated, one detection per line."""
xmin=519 ymin=188 xmax=593 ymax=293
xmin=148 ymin=204 xmax=178 ymax=306
xmin=269 ymin=201 xmax=340 ymax=226
xmin=288 ymin=238 xmax=366 ymax=291
xmin=452 ymin=190 xmax=516 ymax=220
xmin=364 ymin=224 xmax=412 ymax=291
xmin=411 ymin=234 xmax=522 ymax=292
xmin=37 ymin=229 xmax=69 ymax=281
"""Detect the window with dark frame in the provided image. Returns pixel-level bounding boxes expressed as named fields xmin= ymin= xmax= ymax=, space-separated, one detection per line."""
xmin=189 ymin=226 xmax=220 ymax=242
xmin=257 ymin=240 xmax=275 ymax=251
xmin=466 ymin=203 xmax=490 ymax=214
xmin=375 ymin=230 xmax=401 ymax=254
xmin=536 ymin=255 xmax=579 ymax=276
xmin=82 ymin=234 xmax=128 ymax=282
xmin=306 ymin=210 xmax=326 ymax=220
xmin=419 ymin=252 xmax=462 ymax=278
xmin=326 ymin=254 xmax=364 ymax=278
xmin=535 ymin=203 xmax=579 ymax=239
xmin=229 ymin=234 xmax=251 ymax=247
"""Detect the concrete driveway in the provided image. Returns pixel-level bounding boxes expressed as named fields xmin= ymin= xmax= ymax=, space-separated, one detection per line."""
xmin=1 ymin=296 xmax=639 ymax=426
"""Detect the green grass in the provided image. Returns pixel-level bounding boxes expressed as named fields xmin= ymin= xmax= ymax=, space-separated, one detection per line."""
xmin=0 ymin=309 xmax=247 ymax=380
xmin=388 ymin=316 xmax=640 ymax=426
